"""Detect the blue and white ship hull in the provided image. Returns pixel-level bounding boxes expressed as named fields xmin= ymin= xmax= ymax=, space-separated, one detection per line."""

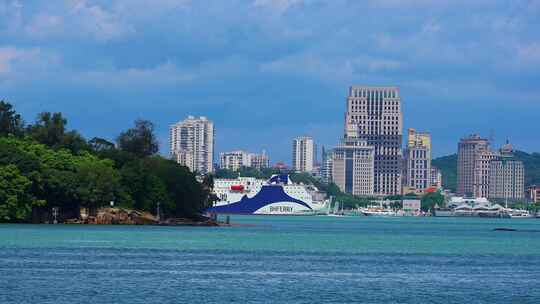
xmin=206 ymin=175 xmax=328 ymax=215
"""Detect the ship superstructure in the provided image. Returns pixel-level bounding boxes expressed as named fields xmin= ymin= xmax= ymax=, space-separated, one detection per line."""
xmin=207 ymin=175 xmax=328 ymax=215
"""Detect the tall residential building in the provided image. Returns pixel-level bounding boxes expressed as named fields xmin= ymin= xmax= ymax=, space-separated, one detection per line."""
xmin=403 ymin=129 xmax=432 ymax=193
xmin=320 ymin=145 xmax=333 ymax=183
xmin=344 ymin=86 xmax=403 ymax=195
xmin=219 ymin=150 xmax=270 ymax=171
xmin=488 ymin=142 xmax=525 ymax=202
xmin=170 ymin=116 xmax=214 ymax=175
xmin=331 ymin=137 xmax=375 ymax=196
xmin=457 ymin=134 xmax=496 ymax=198
xmin=292 ymin=136 xmax=315 ymax=173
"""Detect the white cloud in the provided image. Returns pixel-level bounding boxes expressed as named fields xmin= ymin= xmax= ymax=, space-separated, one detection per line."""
xmin=260 ymin=52 xmax=403 ymax=83
xmin=25 ymin=14 xmax=64 ymax=38
xmin=253 ymin=0 xmax=304 ymax=14
xmin=0 ymin=47 xmax=41 ymax=75
xmin=24 ymin=0 xmax=134 ymax=41
xmin=67 ymin=0 xmax=133 ymax=41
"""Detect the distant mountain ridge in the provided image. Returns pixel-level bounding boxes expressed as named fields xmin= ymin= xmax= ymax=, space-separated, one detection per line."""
xmin=432 ymin=151 xmax=540 ymax=192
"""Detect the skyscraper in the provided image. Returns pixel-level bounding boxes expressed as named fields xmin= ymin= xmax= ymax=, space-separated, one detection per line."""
xmin=344 ymin=86 xmax=403 ymax=195
xmin=403 ymin=128 xmax=432 ymax=194
xmin=292 ymin=136 xmax=315 ymax=173
xmin=331 ymin=138 xmax=374 ymax=196
xmin=488 ymin=141 xmax=525 ymax=202
xmin=457 ymin=134 xmax=495 ymax=198
xmin=170 ymin=116 xmax=214 ymax=175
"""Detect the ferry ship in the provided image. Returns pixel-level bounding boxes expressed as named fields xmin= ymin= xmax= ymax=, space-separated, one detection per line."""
xmin=206 ymin=175 xmax=329 ymax=215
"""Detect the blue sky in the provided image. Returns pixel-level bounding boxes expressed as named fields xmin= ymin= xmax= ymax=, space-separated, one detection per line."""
xmin=1 ymin=0 xmax=539 ymax=164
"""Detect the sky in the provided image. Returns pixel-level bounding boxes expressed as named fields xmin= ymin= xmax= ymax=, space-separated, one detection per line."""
xmin=1 ymin=0 xmax=539 ymax=164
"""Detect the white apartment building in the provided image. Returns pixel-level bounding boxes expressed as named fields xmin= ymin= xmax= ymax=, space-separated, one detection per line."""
xmin=170 ymin=116 xmax=214 ymax=175
xmin=292 ymin=136 xmax=315 ymax=173
xmin=219 ymin=150 xmax=270 ymax=171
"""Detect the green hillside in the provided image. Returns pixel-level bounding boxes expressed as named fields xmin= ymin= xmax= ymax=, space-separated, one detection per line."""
xmin=432 ymin=151 xmax=540 ymax=192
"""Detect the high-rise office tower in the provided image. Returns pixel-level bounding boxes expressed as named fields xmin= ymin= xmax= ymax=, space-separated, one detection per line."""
xmin=331 ymin=137 xmax=375 ymax=196
xmin=292 ymin=136 xmax=315 ymax=173
xmin=403 ymin=129 xmax=432 ymax=193
xmin=488 ymin=141 xmax=524 ymax=202
xmin=344 ymin=86 xmax=403 ymax=195
xmin=457 ymin=134 xmax=495 ymax=198
xmin=170 ymin=116 xmax=214 ymax=174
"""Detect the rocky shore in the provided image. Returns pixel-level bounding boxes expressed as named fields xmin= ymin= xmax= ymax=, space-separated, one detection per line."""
xmin=64 ymin=208 xmax=224 ymax=226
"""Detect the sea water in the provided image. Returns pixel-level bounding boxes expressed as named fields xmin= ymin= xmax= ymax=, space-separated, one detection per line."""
xmin=1 ymin=216 xmax=540 ymax=303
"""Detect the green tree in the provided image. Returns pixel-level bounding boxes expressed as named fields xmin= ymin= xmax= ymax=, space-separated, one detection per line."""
xmin=116 ymin=119 xmax=159 ymax=157
xmin=74 ymin=157 xmax=122 ymax=216
xmin=421 ymin=192 xmax=445 ymax=212
xmin=120 ymin=160 xmax=168 ymax=213
xmin=0 ymin=101 xmax=25 ymax=137
xmin=145 ymin=157 xmax=209 ymax=218
xmin=27 ymin=112 xmax=67 ymax=147
xmin=0 ymin=165 xmax=44 ymax=222
xmin=61 ymin=130 xmax=90 ymax=154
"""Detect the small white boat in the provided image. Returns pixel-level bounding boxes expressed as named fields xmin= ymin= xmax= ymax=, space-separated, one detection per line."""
xmin=360 ymin=207 xmax=396 ymax=217
xmin=508 ymin=209 xmax=533 ymax=219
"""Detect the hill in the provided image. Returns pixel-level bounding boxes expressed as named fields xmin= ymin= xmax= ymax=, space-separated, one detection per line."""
xmin=432 ymin=151 xmax=540 ymax=192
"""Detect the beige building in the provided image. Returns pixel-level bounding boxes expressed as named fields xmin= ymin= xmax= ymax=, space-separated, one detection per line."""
xmin=331 ymin=137 xmax=374 ymax=196
xmin=457 ymin=134 xmax=495 ymax=198
xmin=220 ymin=151 xmax=250 ymax=171
xmin=527 ymin=185 xmax=540 ymax=203
xmin=170 ymin=116 xmax=214 ymax=174
xmin=403 ymin=129 xmax=432 ymax=194
xmin=219 ymin=150 xmax=269 ymax=171
xmin=430 ymin=167 xmax=443 ymax=189
xmin=292 ymin=136 xmax=315 ymax=173
xmin=249 ymin=151 xmax=270 ymax=170
xmin=344 ymin=86 xmax=403 ymax=196
xmin=488 ymin=142 xmax=525 ymax=202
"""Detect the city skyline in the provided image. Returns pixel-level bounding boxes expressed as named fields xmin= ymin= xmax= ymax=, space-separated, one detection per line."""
xmin=2 ymin=1 xmax=539 ymax=163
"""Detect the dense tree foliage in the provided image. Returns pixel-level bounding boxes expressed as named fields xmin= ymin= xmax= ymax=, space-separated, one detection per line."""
xmin=116 ymin=119 xmax=159 ymax=157
xmin=421 ymin=192 xmax=445 ymax=212
xmin=0 ymin=165 xmax=44 ymax=222
xmin=26 ymin=111 xmax=90 ymax=154
xmin=0 ymin=101 xmax=210 ymax=223
xmin=0 ymin=101 xmax=25 ymax=137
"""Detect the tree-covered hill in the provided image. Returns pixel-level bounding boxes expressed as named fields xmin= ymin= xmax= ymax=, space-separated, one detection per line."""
xmin=0 ymin=100 xmax=211 ymax=223
xmin=432 ymin=154 xmax=458 ymax=192
xmin=433 ymin=151 xmax=540 ymax=192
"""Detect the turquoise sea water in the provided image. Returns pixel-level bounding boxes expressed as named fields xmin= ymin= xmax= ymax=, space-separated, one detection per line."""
xmin=1 ymin=216 xmax=540 ymax=303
